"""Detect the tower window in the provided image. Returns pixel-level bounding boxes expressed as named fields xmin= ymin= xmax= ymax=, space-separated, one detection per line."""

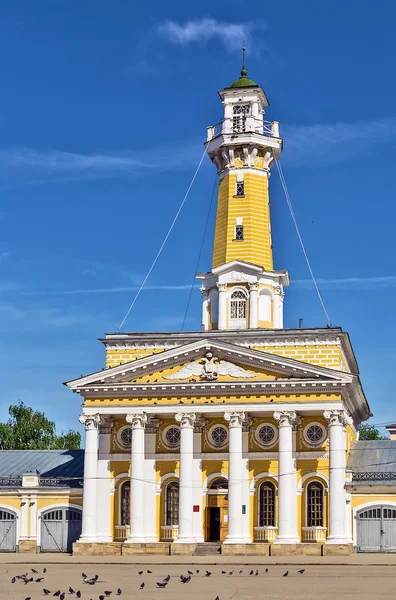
xmin=235 ymin=225 xmax=244 ymax=240
xmin=230 ymin=290 xmax=247 ymax=321
xmin=232 ymin=104 xmax=250 ymax=133
xmin=235 ymin=181 xmax=245 ymax=197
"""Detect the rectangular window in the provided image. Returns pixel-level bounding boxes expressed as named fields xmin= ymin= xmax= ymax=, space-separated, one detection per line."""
xmin=234 ymin=225 xmax=244 ymax=241
xmin=232 ymin=104 xmax=250 ymax=133
xmin=235 ymin=181 xmax=245 ymax=197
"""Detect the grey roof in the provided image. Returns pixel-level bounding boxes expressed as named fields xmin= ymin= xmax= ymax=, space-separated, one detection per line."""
xmin=347 ymin=441 xmax=396 ymax=483
xmin=0 ymin=450 xmax=84 ymax=478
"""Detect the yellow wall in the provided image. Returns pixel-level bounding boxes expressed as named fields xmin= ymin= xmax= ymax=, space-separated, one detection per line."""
xmin=212 ymin=172 xmax=273 ymax=270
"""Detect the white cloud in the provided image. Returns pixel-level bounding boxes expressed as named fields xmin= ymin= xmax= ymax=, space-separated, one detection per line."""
xmin=157 ymin=18 xmax=264 ymax=51
xmin=284 ymin=117 xmax=396 ymax=166
xmin=293 ymin=275 xmax=396 ymax=290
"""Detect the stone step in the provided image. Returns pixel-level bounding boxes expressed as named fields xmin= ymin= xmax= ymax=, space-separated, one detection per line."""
xmin=193 ymin=543 xmax=222 ymax=556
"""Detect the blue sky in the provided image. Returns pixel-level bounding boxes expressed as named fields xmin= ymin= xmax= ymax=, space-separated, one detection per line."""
xmin=1 ymin=1 xmax=396 ymax=437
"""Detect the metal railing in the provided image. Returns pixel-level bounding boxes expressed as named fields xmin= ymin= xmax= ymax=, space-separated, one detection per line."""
xmin=0 ymin=477 xmax=22 ymax=487
xmin=253 ymin=526 xmax=278 ymax=542
xmin=207 ymin=118 xmax=280 ymax=142
xmin=39 ymin=477 xmax=83 ymax=488
xmin=353 ymin=472 xmax=396 ymax=482
xmin=302 ymin=526 xmax=327 ymax=542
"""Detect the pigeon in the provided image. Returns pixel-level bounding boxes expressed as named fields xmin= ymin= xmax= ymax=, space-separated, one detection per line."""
xmin=31 ymin=569 xmax=39 ymax=574
xmin=24 ymin=597 xmax=31 ymax=600
xmin=265 ymin=568 xmax=269 ymax=573
xmin=116 ymin=590 xmax=122 ymax=596
xmin=147 ymin=570 xmax=152 ymax=574
xmin=82 ymin=574 xmax=87 ymax=579
xmin=205 ymin=571 xmax=212 ymax=577
xmin=196 ymin=570 xmax=199 ymax=574
xmin=298 ymin=569 xmax=305 ymax=574
xmin=104 ymin=592 xmax=112 ymax=597
xmin=35 ymin=577 xmax=44 ymax=582
xmin=76 ymin=592 xmax=81 ymax=599
xmin=283 ymin=571 xmax=289 ymax=577
xmin=255 ymin=570 xmax=259 ymax=576
xmin=60 ymin=593 xmax=65 ymax=600
xmin=43 ymin=568 xmax=47 ymax=574
xmin=69 ymin=588 xmax=75 ymax=594
xmin=187 ymin=570 xmax=193 ymax=575
xmin=25 ymin=577 xmax=34 ymax=584
xmin=221 ymin=571 xmax=226 ymax=575
xmin=156 ymin=582 xmax=168 ymax=588
xmin=11 ymin=577 xmax=16 ymax=583
xmin=138 ymin=571 xmax=143 ymax=576
xmin=99 ymin=596 xmax=105 ymax=600
xmin=181 ymin=576 xmax=191 ymax=584
xmin=249 ymin=570 xmax=254 ymax=576
xmin=140 ymin=583 xmax=145 ymax=590
xmin=229 ymin=571 xmax=234 ymax=575
xmin=53 ymin=592 xmax=61 ymax=597
xmin=215 ymin=597 xmax=220 ymax=600
xmin=163 ymin=576 xmax=171 ymax=582
xmin=43 ymin=590 xmax=51 ymax=596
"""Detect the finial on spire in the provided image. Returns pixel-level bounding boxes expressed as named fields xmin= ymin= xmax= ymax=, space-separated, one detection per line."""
xmin=241 ymin=43 xmax=247 ymax=77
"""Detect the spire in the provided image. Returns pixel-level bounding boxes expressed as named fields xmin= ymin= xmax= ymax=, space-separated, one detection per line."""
xmin=229 ymin=44 xmax=257 ymax=88
xmin=241 ymin=44 xmax=247 ymax=77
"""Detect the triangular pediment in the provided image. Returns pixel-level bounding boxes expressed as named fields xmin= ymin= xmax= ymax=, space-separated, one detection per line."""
xmin=65 ymin=338 xmax=352 ymax=391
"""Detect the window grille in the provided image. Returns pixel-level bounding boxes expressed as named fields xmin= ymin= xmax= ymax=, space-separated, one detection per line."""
xmin=211 ymin=426 xmax=228 ymax=447
xmin=307 ymin=482 xmax=324 ymax=527
xmin=235 ymin=225 xmax=244 ymax=240
xmin=259 ymin=481 xmax=275 ymax=527
xmin=232 ymin=104 xmax=250 ymax=133
xmin=164 ymin=426 xmax=181 ymax=447
xmin=165 ymin=481 xmax=179 ymax=526
xmin=121 ymin=480 xmax=130 ymax=525
xmin=235 ymin=181 xmax=245 ymax=196
xmin=258 ymin=425 xmax=276 ymax=445
xmin=209 ymin=478 xmax=228 ymax=490
xmin=230 ymin=290 xmax=247 ymax=320
xmin=305 ymin=424 xmax=326 ymax=444
xmin=120 ymin=427 xmax=132 ymax=447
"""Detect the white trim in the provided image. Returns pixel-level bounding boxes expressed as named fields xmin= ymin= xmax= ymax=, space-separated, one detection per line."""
xmin=352 ymin=500 xmax=396 ymax=547
xmin=206 ymin=424 xmax=229 ymax=450
xmin=0 ymin=504 xmax=20 ymax=547
xmin=298 ymin=471 xmax=329 ymax=489
xmin=36 ymin=503 xmax=82 ymax=547
xmin=303 ymin=422 xmax=327 ymax=447
xmin=202 ymin=471 xmax=228 ymax=492
xmin=249 ymin=472 xmax=278 ymax=492
xmin=255 ymin=423 xmax=278 ymax=449
xmin=155 ymin=472 xmax=179 ymax=495
xmin=110 ymin=472 xmax=129 ymax=493
xmin=161 ymin=424 xmax=181 ymax=450
xmin=116 ymin=425 xmax=132 ymax=450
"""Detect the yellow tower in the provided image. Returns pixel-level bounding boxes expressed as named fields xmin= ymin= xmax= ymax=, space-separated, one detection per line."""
xmin=198 ymin=52 xmax=289 ymax=331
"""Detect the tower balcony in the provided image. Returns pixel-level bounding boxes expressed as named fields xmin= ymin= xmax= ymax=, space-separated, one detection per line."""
xmin=207 ymin=117 xmax=280 ymax=142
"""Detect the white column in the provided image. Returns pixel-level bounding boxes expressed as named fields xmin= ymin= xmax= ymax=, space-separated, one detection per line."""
xmin=96 ymin=419 xmax=112 ymax=542
xmin=248 ymin=282 xmax=259 ymax=329
xmin=223 ymin=102 xmax=232 ymax=133
xmin=78 ymin=414 xmax=100 ymax=542
xmin=20 ymin=495 xmax=28 ymax=540
xmin=144 ymin=419 xmax=159 ymax=542
xmin=29 ymin=497 xmax=37 ymax=541
xmin=126 ymin=413 xmax=147 ymax=543
xmin=242 ymin=428 xmax=252 ymax=542
xmin=175 ymin=413 xmax=196 ymax=543
xmin=273 ymin=285 xmax=285 ymax=328
xmin=200 ymin=287 xmax=209 ymax=331
xmin=324 ymin=410 xmax=351 ymax=544
xmin=217 ymin=283 xmax=227 ymax=330
xmin=274 ymin=411 xmax=299 ymax=543
xmin=192 ymin=419 xmax=204 ymax=542
xmin=224 ymin=412 xmax=245 ymax=543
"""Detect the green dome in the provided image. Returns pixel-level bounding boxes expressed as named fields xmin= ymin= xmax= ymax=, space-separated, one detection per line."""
xmin=229 ymin=66 xmax=258 ymax=88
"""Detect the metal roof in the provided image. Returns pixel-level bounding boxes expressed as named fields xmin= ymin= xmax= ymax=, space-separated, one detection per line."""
xmin=348 ymin=441 xmax=396 ymax=483
xmin=0 ymin=450 xmax=84 ymax=478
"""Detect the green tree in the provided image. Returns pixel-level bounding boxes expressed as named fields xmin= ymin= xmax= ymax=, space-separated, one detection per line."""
xmin=0 ymin=401 xmax=81 ymax=450
xmin=358 ymin=423 xmax=388 ymax=441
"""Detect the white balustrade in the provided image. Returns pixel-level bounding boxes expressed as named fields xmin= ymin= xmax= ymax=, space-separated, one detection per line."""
xmin=254 ymin=526 xmax=278 ymax=542
xmin=161 ymin=525 xmax=179 ymax=541
xmin=302 ymin=527 xmax=327 ymax=542
xmin=114 ymin=525 xmax=130 ymax=540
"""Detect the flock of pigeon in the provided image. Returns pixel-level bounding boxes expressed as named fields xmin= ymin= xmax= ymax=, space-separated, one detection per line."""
xmin=12 ymin=565 xmax=306 ymax=599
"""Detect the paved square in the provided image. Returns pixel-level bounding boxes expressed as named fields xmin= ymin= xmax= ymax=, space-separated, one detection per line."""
xmin=1 ymin=562 xmax=395 ymax=600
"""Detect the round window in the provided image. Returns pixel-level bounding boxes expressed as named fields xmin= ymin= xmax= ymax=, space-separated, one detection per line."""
xmin=119 ymin=426 xmax=132 ymax=447
xmin=305 ymin=424 xmax=326 ymax=445
xmin=211 ymin=426 xmax=228 ymax=447
xmin=258 ymin=424 xmax=276 ymax=445
xmin=164 ymin=426 xmax=181 ymax=447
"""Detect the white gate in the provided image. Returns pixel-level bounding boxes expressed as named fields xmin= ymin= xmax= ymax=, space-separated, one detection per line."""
xmin=0 ymin=509 xmax=16 ymax=552
xmin=357 ymin=505 xmax=396 ymax=552
xmin=40 ymin=508 xmax=82 ymax=552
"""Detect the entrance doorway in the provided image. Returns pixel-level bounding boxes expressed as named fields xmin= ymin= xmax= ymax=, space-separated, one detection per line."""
xmin=209 ymin=507 xmax=221 ymax=541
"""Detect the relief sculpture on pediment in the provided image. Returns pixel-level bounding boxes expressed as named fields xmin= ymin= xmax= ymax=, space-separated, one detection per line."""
xmin=163 ymin=351 xmax=257 ymax=381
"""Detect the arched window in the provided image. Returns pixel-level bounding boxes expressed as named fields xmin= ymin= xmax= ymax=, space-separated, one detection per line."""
xmin=307 ymin=482 xmax=324 ymax=527
xmin=259 ymin=481 xmax=275 ymax=527
xmin=209 ymin=478 xmax=228 ymax=491
xmin=230 ymin=290 xmax=247 ymax=328
xmin=165 ymin=482 xmax=179 ymax=526
xmin=121 ymin=481 xmax=130 ymax=525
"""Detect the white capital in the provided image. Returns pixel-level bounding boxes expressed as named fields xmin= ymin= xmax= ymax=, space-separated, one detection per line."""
xmin=248 ymin=282 xmax=259 ymax=292
xmin=175 ymin=413 xmax=196 ymax=428
xmin=217 ymin=283 xmax=227 ymax=293
xmin=273 ymin=410 xmax=298 ymax=427
xmin=126 ymin=413 xmax=148 ymax=429
xmin=224 ymin=411 xmax=245 ymax=428
xmin=79 ymin=414 xmax=100 ymax=430
xmin=323 ymin=410 xmax=352 ymax=428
